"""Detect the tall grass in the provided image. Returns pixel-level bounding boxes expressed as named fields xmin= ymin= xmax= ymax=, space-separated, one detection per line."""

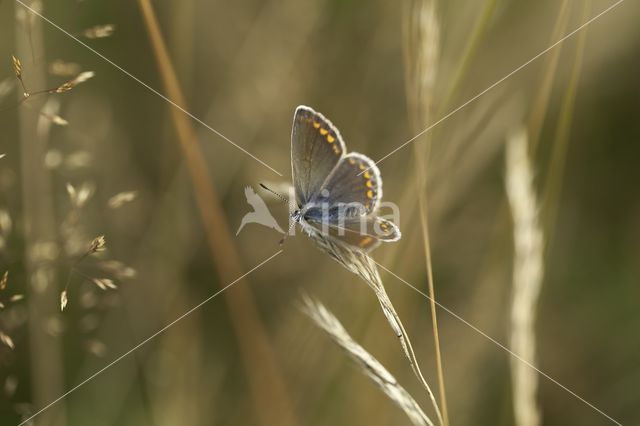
xmin=542 ymin=0 xmax=591 ymax=245
xmin=305 ymin=227 xmax=444 ymax=424
xmin=1 ymin=0 xmax=635 ymax=424
xmin=402 ymin=1 xmax=449 ymax=424
xmin=302 ymin=295 xmax=434 ymax=426
xmin=506 ymin=129 xmax=544 ymax=426
xmin=136 ymin=1 xmax=298 ymax=425
xmin=15 ymin=2 xmax=66 ymax=424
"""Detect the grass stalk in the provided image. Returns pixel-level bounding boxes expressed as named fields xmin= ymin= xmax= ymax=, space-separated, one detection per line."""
xmin=403 ymin=1 xmax=449 ymax=424
xmin=528 ymin=0 xmax=572 ymax=152
xmin=301 ymin=295 xmax=435 ymax=426
xmin=14 ymin=1 xmax=67 ymax=424
xmin=307 ymin=228 xmax=444 ymax=424
xmin=542 ymin=0 xmax=590 ymax=246
xmin=135 ymin=2 xmax=297 ymax=425
xmin=439 ymin=0 xmax=499 ymax=110
xmin=506 ymin=129 xmax=544 ymax=426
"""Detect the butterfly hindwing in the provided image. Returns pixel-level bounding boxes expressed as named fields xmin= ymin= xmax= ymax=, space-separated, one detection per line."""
xmin=313 ymin=153 xmax=382 ymax=216
xmin=291 ymin=106 xmax=346 ymax=207
xmin=303 ymin=215 xmax=400 ymax=252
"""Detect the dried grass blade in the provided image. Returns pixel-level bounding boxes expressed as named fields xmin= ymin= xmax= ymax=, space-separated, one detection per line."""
xmin=301 ymin=295 xmax=434 ymax=426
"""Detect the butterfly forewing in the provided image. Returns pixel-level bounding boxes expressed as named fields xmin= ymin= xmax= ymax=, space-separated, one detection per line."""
xmin=291 ymin=106 xmax=346 ymax=207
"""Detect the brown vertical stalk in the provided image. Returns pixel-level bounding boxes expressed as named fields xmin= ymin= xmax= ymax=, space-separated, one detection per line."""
xmin=135 ymin=1 xmax=297 ymax=426
xmin=403 ymin=1 xmax=449 ymax=424
xmin=15 ymin=1 xmax=67 ymax=424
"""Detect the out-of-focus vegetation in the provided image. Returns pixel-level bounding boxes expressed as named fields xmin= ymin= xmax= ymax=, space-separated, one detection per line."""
xmin=0 ymin=0 xmax=639 ymax=425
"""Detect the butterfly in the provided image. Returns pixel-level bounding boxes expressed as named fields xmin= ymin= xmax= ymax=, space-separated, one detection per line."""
xmin=289 ymin=105 xmax=401 ymax=251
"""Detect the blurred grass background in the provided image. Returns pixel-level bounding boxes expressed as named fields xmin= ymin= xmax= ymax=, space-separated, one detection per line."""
xmin=0 ymin=0 xmax=639 ymax=424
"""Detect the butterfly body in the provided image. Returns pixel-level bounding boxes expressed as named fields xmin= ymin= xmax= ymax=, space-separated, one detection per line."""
xmin=290 ymin=106 xmax=400 ymax=251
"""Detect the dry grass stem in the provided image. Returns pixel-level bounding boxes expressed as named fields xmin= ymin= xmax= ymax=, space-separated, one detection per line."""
xmin=506 ymin=129 xmax=544 ymax=426
xmin=403 ymin=1 xmax=449 ymax=423
xmin=542 ymin=0 xmax=591 ymax=245
xmin=60 ymin=235 xmax=111 ymax=311
xmin=15 ymin=9 xmax=67 ymax=421
xmin=440 ymin=0 xmax=498 ymax=109
xmin=53 ymin=71 xmax=95 ymax=94
xmin=136 ymin=1 xmax=298 ymax=424
xmin=527 ymin=0 xmax=572 ymax=151
xmin=302 ymin=295 xmax=434 ymax=426
xmin=305 ymin=227 xmax=443 ymax=425
xmin=9 ymin=54 xmax=94 ymax=104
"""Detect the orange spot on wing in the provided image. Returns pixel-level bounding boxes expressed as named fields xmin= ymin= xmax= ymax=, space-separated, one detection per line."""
xmin=359 ymin=163 xmax=366 ymax=170
xmin=366 ymin=180 xmax=374 ymax=188
xmin=319 ymin=128 xmax=328 ymax=136
xmin=359 ymin=237 xmax=373 ymax=247
xmin=313 ymin=121 xmax=321 ymax=129
xmin=367 ymin=190 xmax=374 ymax=199
xmin=327 ymin=135 xmax=335 ymax=143
xmin=363 ymin=171 xmax=371 ymax=179
xmin=348 ymin=158 xmax=356 ymax=165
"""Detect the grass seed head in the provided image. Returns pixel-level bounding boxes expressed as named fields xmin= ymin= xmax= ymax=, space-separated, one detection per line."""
xmin=89 ymin=235 xmax=106 ymax=253
xmin=82 ymin=24 xmax=116 ymax=39
xmin=60 ymin=290 xmax=68 ymax=311
xmin=0 ymin=271 xmax=8 ymax=291
xmin=108 ymin=191 xmax=138 ymax=209
xmin=11 ymin=55 xmax=22 ymax=79
xmin=0 ymin=332 xmax=14 ymax=349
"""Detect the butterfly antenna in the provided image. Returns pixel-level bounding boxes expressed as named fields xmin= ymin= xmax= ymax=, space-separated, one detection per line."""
xmin=259 ymin=183 xmax=289 ymax=205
